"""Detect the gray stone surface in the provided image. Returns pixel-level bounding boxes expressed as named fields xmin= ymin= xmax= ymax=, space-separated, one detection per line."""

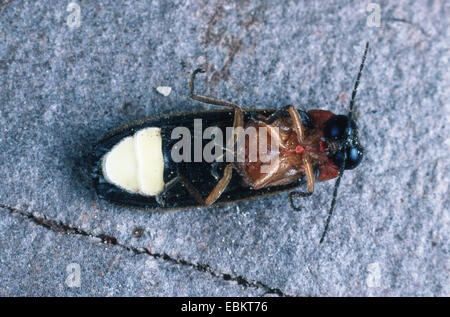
xmin=0 ymin=0 xmax=448 ymax=296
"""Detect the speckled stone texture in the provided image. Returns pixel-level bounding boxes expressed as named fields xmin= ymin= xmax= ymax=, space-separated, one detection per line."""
xmin=0 ymin=0 xmax=448 ymax=296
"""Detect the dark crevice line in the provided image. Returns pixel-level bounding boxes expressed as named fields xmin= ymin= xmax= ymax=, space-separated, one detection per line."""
xmin=0 ymin=203 xmax=288 ymax=296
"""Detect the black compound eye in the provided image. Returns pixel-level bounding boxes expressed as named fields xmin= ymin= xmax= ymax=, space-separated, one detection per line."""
xmin=323 ymin=115 xmax=350 ymax=140
xmin=331 ymin=146 xmax=363 ymax=170
xmin=324 ymin=115 xmax=358 ymax=140
xmin=345 ymin=145 xmax=363 ymax=170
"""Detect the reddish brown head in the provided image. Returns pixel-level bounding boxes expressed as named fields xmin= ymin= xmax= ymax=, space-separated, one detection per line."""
xmin=307 ymin=109 xmax=364 ymax=182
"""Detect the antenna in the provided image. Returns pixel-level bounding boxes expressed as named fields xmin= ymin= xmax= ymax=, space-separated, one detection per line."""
xmin=348 ymin=42 xmax=369 ymax=122
xmin=319 ymin=158 xmax=346 ymax=243
xmin=319 ymin=41 xmax=369 ymax=244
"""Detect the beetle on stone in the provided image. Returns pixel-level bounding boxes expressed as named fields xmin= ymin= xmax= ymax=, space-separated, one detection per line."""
xmin=92 ymin=42 xmax=369 ymax=243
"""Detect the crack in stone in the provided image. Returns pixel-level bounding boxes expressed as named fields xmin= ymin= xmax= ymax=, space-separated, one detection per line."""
xmin=0 ymin=203 xmax=288 ymax=296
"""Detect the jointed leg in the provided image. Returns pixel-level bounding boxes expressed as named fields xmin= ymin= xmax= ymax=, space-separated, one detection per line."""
xmin=156 ymin=177 xmax=179 ymax=206
xmin=189 ymin=68 xmax=244 ymax=131
xmin=257 ymin=105 xmax=313 ymax=129
xmin=258 ymin=122 xmax=288 ymax=151
xmin=257 ymin=105 xmax=291 ymax=124
xmin=157 ymin=166 xmax=234 ymax=207
xmin=287 ymin=105 xmax=315 ymax=210
xmin=187 ymin=69 xmax=244 ymax=205
xmin=303 ymin=156 xmax=315 ymax=193
xmin=288 ymin=105 xmax=315 ymax=193
xmin=289 ymin=191 xmax=313 ymax=211
xmin=190 ymin=68 xmax=244 ymax=152
xmin=288 ymin=106 xmax=306 ymax=143
xmin=252 ymin=158 xmax=281 ymax=189
xmin=155 ymin=174 xmax=204 ymax=206
xmin=205 ymin=164 xmax=234 ymax=205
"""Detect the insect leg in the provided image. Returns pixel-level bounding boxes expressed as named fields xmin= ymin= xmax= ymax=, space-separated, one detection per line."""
xmin=289 ymin=106 xmax=314 ymax=190
xmin=262 ymin=105 xmax=292 ymax=124
xmin=163 ymin=167 xmax=234 ymax=207
xmin=287 ymin=106 xmax=315 ymax=210
xmin=204 ymin=164 xmax=234 ymax=206
xmin=289 ymin=191 xmax=313 ymax=211
xmin=176 ymin=173 xmax=206 ymax=205
xmin=288 ymin=160 xmax=314 ymax=211
xmin=188 ymin=69 xmax=246 ymax=205
xmin=288 ymin=106 xmax=306 ymax=143
xmin=155 ymin=176 xmax=180 ymax=206
xmin=257 ymin=105 xmax=312 ymax=126
xmin=156 ymin=175 xmax=204 ymax=206
xmin=252 ymin=158 xmax=281 ymax=189
xmin=189 ymin=68 xmax=244 ymax=131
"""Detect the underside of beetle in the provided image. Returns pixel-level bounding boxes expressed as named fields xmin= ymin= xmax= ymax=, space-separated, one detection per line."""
xmin=93 ymin=106 xmax=343 ymax=210
xmin=93 ymin=42 xmax=369 ymax=245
